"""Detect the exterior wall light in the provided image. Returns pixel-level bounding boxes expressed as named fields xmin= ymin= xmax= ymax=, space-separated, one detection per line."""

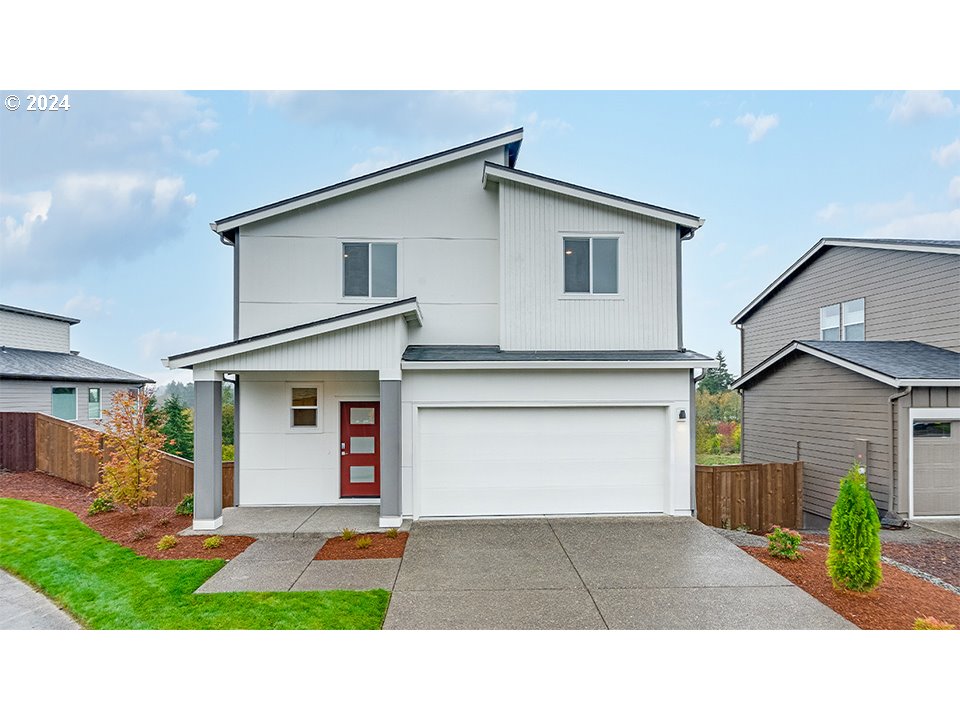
xmin=678 ymin=409 xmax=687 ymax=421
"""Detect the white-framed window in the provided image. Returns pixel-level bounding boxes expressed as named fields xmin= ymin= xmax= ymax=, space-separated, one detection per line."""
xmin=289 ymin=386 xmax=321 ymax=429
xmin=51 ymin=387 xmax=77 ymax=421
xmin=87 ymin=388 xmax=101 ymax=419
xmin=820 ymin=298 xmax=864 ymax=341
xmin=563 ymin=236 xmax=619 ymax=294
xmin=343 ymin=242 xmax=398 ymax=298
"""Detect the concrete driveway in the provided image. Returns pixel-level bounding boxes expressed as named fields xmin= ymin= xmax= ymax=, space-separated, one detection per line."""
xmin=383 ymin=517 xmax=853 ymax=630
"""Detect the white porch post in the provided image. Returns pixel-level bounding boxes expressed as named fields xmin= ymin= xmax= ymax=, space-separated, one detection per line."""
xmin=193 ymin=368 xmax=223 ymax=530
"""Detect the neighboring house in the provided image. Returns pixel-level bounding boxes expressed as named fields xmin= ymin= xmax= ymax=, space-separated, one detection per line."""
xmin=0 ymin=304 xmax=152 ymax=427
xmin=731 ymin=238 xmax=960 ymax=527
xmin=163 ymin=128 xmax=718 ymax=530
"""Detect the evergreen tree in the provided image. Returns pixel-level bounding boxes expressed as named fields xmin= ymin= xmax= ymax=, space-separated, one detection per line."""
xmin=222 ymin=403 xmax=235 ymax=446
xmin=161 ymin=395 xmax=194 ymax=460
xmin=144 ymin=392 xmax=164 ymax=430
xmin=699 ymin=350 xmax=735 ymax=395
xmin=827 ymin=462 xmax=882 ymax=592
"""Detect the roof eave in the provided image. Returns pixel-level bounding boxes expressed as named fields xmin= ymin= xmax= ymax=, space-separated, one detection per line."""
xmin=402 ymin=359 xmax=720 ymax=370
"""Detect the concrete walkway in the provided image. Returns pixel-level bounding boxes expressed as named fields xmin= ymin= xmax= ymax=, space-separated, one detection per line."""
xmin=0 ymin=570 xmax=80 ymax=630
xmin=181 ymin=505 xmax=411 ymax=537
xmin=911 ymin=518 xmax=960 ymax=540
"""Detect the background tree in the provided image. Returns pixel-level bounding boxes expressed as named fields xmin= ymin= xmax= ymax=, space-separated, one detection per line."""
xmin=699 ymin=350 xmax=734 ymax=395
xmin=75 ymin=388 xmax=166 ymax=511
xmin=161 ymin=395 xmax=194 ymax=460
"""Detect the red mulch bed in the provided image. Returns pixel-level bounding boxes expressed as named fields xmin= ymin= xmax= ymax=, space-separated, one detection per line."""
xmin=316 ymin=532 xmax=408 ymax=560
xmin=744 ymin=545 xmax=960 ymax=629
xmin=0 ymin=470 xmax=255 ymax=560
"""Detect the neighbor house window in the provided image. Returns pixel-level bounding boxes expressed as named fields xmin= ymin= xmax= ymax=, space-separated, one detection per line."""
xmin=913 ymin=421 xmax=952 ymax=438
xmin=290 ymin=387 xmax=319 ymax=428
xmin=820 ymin=298 xmax=864 ymax=340
xmin=563 ymin=236 xmax=618 ymax=294
xmin=343 ymin=242 xmax=398 ymax=297
xmin=87 ymin=388 xmax=101 ymax=419
xmin=51 ymin=387 xmax=77 ymax=421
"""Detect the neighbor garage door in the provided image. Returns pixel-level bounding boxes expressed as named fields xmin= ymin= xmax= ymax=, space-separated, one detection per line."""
xmin=417 ymin=406 xmax=668 ymax=517
xmin=913 ymin=419 xmax=960 ymax=517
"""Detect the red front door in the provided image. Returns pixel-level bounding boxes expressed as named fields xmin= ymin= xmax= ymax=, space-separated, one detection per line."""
xmin=340 ymin=402 xmax=380 ymax=498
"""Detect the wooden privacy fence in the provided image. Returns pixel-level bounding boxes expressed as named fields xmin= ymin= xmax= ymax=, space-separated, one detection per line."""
xmin=0 ymin=412 xmax=232 ymax=508
xmin=696 ymin=462 xmax=803 ymax=531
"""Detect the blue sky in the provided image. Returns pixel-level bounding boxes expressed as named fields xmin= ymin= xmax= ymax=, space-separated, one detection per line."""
xmin=2 ymin=90 xmax=959 ymax=382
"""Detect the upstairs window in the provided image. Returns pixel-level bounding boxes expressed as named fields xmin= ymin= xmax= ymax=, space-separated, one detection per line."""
xmin=87 ymin=388 xmax=101 ymax=419
xmin=820 ymin=298 xmax=864 ymax=341
xmin=343 ymin=242 xmax=397 ymax=298
xmin=563 ymin=237 xmax=618 ymax=294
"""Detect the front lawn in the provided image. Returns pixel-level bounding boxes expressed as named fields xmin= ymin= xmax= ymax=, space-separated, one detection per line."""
xmin=0 ymin=498 xmax=389 ymax=630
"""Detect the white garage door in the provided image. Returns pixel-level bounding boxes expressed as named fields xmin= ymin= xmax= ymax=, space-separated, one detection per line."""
xmin=417 ymin=406 xmax=668 ymax=517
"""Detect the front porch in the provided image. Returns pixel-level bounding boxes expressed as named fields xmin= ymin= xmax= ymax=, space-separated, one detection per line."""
xmin=180 ymin=504 xmax=412 ymax=537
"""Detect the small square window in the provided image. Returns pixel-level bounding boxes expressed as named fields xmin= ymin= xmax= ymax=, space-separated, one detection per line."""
xmin=88 ymin=388 xmax=101 ymax=419
xmin=343 ymin=242 xmax=397 ymax=298
xmin=563 ymin=236 xmax=618 ymax=294
xmin=290 ymin=387 xmax=319 ymax=428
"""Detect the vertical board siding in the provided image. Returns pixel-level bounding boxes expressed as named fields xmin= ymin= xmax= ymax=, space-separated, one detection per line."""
xmin=695 ymin=462 xmax=803 ymax=531
xmin=12 ymin=413 xmax=232 ymax=508
xmin=0 ymin=310 xmax=71 ymax=353
xmin=741 ymin=246 xmax=960 ymax=372
xmin=195 ymin=317 xmax=406 ymax=373
xmin=500 ymin=182 xmax=678 ymax=350
xmin=742 ymin=353 xmax=894 ymax=520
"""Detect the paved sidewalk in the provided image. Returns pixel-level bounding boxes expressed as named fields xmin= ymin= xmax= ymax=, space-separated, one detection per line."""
xmin=0 ymin=570 xmax=80 ymax=630
xmin=181 ymin=505 xmax=411 ymax=537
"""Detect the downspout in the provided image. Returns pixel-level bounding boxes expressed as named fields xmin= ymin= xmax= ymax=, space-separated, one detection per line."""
xmin=887 ymin=385 xmax=912 ymax=521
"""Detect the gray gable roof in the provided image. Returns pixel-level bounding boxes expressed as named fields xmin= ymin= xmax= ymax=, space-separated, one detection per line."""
xmin=0 ymin=347 xmax=153 ymax=384
xmin=800 ymin=341 xmax=960 ymax=381
xmin=403 ymin=345 xmax=715 ymax=363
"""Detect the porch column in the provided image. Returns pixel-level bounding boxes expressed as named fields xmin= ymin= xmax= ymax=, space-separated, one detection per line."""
xmin=193 ymin=369 xmax=223 ymax=530
xmin=379 ymin=376 xmax=402 ymax=527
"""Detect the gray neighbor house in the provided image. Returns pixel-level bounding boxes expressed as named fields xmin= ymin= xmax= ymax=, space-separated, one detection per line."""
xmin=731 ymin=238 xmax=960 ymax=528
xmin=0 ymin=304 xmax=152 ymax=427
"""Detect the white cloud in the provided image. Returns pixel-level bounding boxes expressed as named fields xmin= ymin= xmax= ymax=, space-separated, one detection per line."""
xmin=932 ymin=139 xmax=960 ymax=167
xmin=869 ymin=209 xmax=960 ymax=239
xmin=709 ymin=241 xmax=727 ymax=256
xmin=948 ymin=177 xmax=960 ymax=203
xmin=0 ymin=172 xmax=196 ymax=281
xmin=347 ymin=146 xmax=404 ymax=178
xmin=709 ymin=118 xmax=723 ymax=128
xmin=138 ymin=329 xmax=207 ymax=363
xmin=888 ymin=91 xmax=956 ymax=124
xmin=746 ymin=244 xmax=769 ymax=259
xmin=735 ymin=113 xmax=779 ymax=143
xmin=523 ymin=112 xmax=573 ymax=139
xmin=64 ymin=292 xmax=111 ymax=316
xmin=816 ymin=202 xmax=843 ymax=222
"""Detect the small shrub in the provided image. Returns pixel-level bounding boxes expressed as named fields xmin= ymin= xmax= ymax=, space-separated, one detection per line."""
xmin=385 ymin=528 xmax=399 ymax=539
xmin=203 ymin=535 xmax=224 ymax=549
xmin=355 ymin=536 xmax=372 ymax=549
xmin=157 ymin=515 xmax=171 ymax=527
xmin=767 ymin=526 xmax=803 ymax=560
xmin=131 ymin=526 xmax=151 ymax=541
xmin=913 ymin=616 xmax=955 ymax=630
xmin=156 ymin=534 xmax=178 ymax=551
xmin=340 ymin=528 xmax=357 ymax=540
xmin=174 ymin=493 xmax=193 ymax=516
xmin=87 ymin=495 xmax=115 ymax=516
xmin=827 ymin=462 xmax=882 ymax=592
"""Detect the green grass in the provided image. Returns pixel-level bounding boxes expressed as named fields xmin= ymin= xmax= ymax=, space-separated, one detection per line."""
xmin=0 ymin=498 xmax=389 ymax=629
xmin=696 ymin=453 xmax=742 ymax=466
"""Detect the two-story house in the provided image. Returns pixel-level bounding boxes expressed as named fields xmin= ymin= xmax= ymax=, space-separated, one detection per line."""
xmin=0 ymin=304 xmax=152 ymax=426
xmin=163 ymin=128 xmax=718 ymax=530
xmin=731 ymin=238 xmax=960 ymax=526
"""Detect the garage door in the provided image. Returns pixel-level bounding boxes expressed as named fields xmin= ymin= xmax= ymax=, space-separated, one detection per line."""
xmin=913 ymin=419 xmax=960 ymax=517
xmin=417 ymin=406 xmax=668 ymax=517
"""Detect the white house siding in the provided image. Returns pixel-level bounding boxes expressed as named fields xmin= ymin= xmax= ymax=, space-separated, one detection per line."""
xmin=192 ymin=317 xmax=409 ymax=375
xmin=498 ymin=181 xmax=679 ymax=351
xmin=237 ymin=150 xmax=502 ymax=345
xmin=0 ymin=310 xmax=71 ymax=353
xmin=0 ymin=379 xmax=142 ymax=428
xmin=400 ymin=369 xmax=692 ymax=518
xmin=236 ymin=371 xmax=380 ymax=505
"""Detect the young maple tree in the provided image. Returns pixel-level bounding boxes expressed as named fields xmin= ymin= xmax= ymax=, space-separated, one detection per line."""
xmin=75 ymin=388 xmax=169 ymax=512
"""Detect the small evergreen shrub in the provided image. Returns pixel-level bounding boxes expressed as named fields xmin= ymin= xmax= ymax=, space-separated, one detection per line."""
xmin=131 ymin=526 xmax=151 ymax=541
xmin=355 ymin=536 xmax=372 ymax=549
xmin=767 ymin=526 xmax=802 ymax=560
xmin=157 ymin=515 xmax=171 ymax=527
xmin=174 ymin=494 xmax=193 ymax=516
xmin=340 ymin=528 xmax=357 ymax=540
xmin=913 ymin=616 xmax=955 ymax=630
xmin=156 ymin=534 xmax=178 ymax=551
xmin=826 ymin=462 xmax=882 ymax=592
xmin=203 ymin=535 xmax=223 ymax=549
xmin=88 ymin=495 xmax=115 ymax=515
xmin=385 ymin=528 xmax=399 ymax=539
